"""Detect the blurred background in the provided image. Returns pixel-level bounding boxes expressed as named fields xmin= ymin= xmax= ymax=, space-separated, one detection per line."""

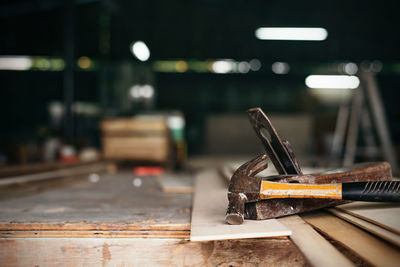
xmin=1 ymin=0 xmax=399 ymax=173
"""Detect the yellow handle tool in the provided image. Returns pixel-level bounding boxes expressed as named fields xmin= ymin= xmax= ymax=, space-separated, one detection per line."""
xmin=260 ymin=181 xmax=342 ymax=199
xmin=260 ymin=180 xmax=400 ymax=201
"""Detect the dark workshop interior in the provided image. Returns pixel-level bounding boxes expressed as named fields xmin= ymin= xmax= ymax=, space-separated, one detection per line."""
xmin=1 ymin=0 xmax=400 ymax=265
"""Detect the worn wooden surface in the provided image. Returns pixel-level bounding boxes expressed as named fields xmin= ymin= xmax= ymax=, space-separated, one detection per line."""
xmin=0 ymin=171 xmax=191 ymax=238
xmin=0 ymin=169 xmax=308 ymax=266
xmin=190 ymin=170 xmax=291 ymax=241
xmin=0 ymin=237 xmax=307 ymax=267
xmin=279 ymin=215 xmax=354 ymax=267
xmin=2 ymin=162 xmax=394 ymax=266
xmin=303 ymin=211 xmax=400 ymax=267
xmin=328 ymin=207 xmax=400 ymax=247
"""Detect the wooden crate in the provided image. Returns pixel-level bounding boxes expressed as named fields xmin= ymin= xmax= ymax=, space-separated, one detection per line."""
xmin=101 ymin=117 xmax=170 ymax=164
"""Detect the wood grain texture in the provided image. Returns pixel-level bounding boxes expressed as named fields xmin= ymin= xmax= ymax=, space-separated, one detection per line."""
xmin=336 ymin=202 xmax=400 ymax=235
xmin=0 ymin=237 xmax=307 ymax=267
xmin=328 ymin=208 xmax=400 ymax=247
xmin=303 ymin=211 xmax=400 ymax=267
xmin=0 ymin=172 xmax=191 ymax=237
xmin=279 ymin=215 xmax=354 ymax=267
xmin=190 ymin=170 xmax=291 ymax=241
xmin=0 ymin=230 xmax=189 ymax=239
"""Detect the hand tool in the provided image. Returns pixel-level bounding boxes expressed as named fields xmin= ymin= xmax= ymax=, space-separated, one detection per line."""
xmin=260 ymin=180 xmax=400 ymax=202
xmin=226 ymin=108 xmax=394 ymax=225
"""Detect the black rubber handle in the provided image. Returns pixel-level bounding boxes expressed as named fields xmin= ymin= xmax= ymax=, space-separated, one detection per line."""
xmin=342 ymin=181 xmax=400 ymax=202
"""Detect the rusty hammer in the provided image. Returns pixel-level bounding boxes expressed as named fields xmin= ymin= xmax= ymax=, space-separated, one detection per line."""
xmin=225 ymin=154 xmax=393 ymax=224
xmin=225 ymin=107 xmax=394 ymax=225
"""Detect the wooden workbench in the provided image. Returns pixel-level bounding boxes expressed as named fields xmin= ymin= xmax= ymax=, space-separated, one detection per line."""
xmin=2 ymin=161 xmax=399 ymax=266
xmin=0 ymin=170 xmax=306 ymax=266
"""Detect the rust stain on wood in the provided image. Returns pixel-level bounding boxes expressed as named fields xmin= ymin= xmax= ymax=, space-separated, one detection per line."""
xmin=102 ymin=242 xmax=111 ymax=266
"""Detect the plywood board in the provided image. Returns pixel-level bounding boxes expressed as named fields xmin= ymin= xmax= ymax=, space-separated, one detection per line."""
xmin=0 ymin=172 xmax=191 ymax=238
xmin=336 ymin=202 xmax=400 ymax=235
xmin=303 ymin=211 xmax=400 ymax=267
xmin=190 ymin=170 xmax=291 ymax=241
xmin=328 ymin=208 xmax=400 ymax=247
xmin=279 ymin=215 xmax=354 ymax=267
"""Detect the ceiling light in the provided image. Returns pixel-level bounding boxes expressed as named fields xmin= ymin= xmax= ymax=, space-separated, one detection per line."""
xmin=343 ymin=62 xmax=358 ymax=75
xmin=130 ymin=41 xmax=150 ymax=61
xmin=249 ymin=59 xmax=261 ymax=71
xmin=0 ymin=56 xmax=32 ymax=70
xmin=305 ymin=75 xmax=360 ymax=89
xmin=272 ymin=62 xmax=290 ymax=74
xmin=211 ymin=60 xmax=234 ymax=74
xmin=255 ymin=27 xmax=328 ymax=41
xmin=238 ymin=62 xmax=251 ymax=73
xmin=77 ymin=56 xmax=92 ymax=69
xmin=129 ymin=84 xmax=154 ymax=99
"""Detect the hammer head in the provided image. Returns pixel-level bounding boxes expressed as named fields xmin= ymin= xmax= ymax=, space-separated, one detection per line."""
xmin=226 ymin=159 xmax=393 ymax=224
xmin=225 ymin=154 xmax=267 ymax=224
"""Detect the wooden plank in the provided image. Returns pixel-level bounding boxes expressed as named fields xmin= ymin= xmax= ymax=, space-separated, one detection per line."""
xmin=0 ymin=230 xmax=189 ymax=239
xmin=303 ymin=211 xmax=400 ymax=267
xmin=0 ymin=172 xmax=191 ymax=236
xmin=328 ymin=208 xmax=400 ymax=248
xmin=0 ymin=237 xmax=307 ymax=266
xmin=0 ymin=222 xmax=189 ymax=231
xmin=190 ymin=169 xmax=291 ymax=241
xmin=279 ymin=215 xmax=354 ymax=267
xmin=0 ymin=162 xmax=88 ymax=179
xmin=336 ymin=202 xmax=400 ymax=235
xmin=158 ymin=173 xmax=193 ymax=194
xmin=0 ymin=162 xmax=109 ymax=186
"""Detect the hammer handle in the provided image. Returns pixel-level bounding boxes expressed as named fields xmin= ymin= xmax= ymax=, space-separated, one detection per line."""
xmin=343 ymin=181 xmax=400 ymax=202
xmin=260 ymin=180 xmax=400 ymax=202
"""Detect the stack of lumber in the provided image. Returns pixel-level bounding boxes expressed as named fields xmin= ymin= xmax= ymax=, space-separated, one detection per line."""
xmin=299 ymin=193 xmax=400 ymax=266
xmin=303 ymin=209 xmax=400 ymax=267
xmin=326 ymin=202 xmax=400 ymax=247
xmin=101 ymin=117 xmax=170 ymax=164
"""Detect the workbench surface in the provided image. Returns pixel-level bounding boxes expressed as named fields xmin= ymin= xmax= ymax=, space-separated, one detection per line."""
xmin=2 ymin=164 xmax=399 ymax=266
xmin=0 ymin=170 xmax=307 ymax=266
xmin=0 ymin=171 xmax=191 ymax=237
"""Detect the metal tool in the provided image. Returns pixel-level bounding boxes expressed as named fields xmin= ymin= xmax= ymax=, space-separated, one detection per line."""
xmin=226 ymin=107 xmax=394 ymax=225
